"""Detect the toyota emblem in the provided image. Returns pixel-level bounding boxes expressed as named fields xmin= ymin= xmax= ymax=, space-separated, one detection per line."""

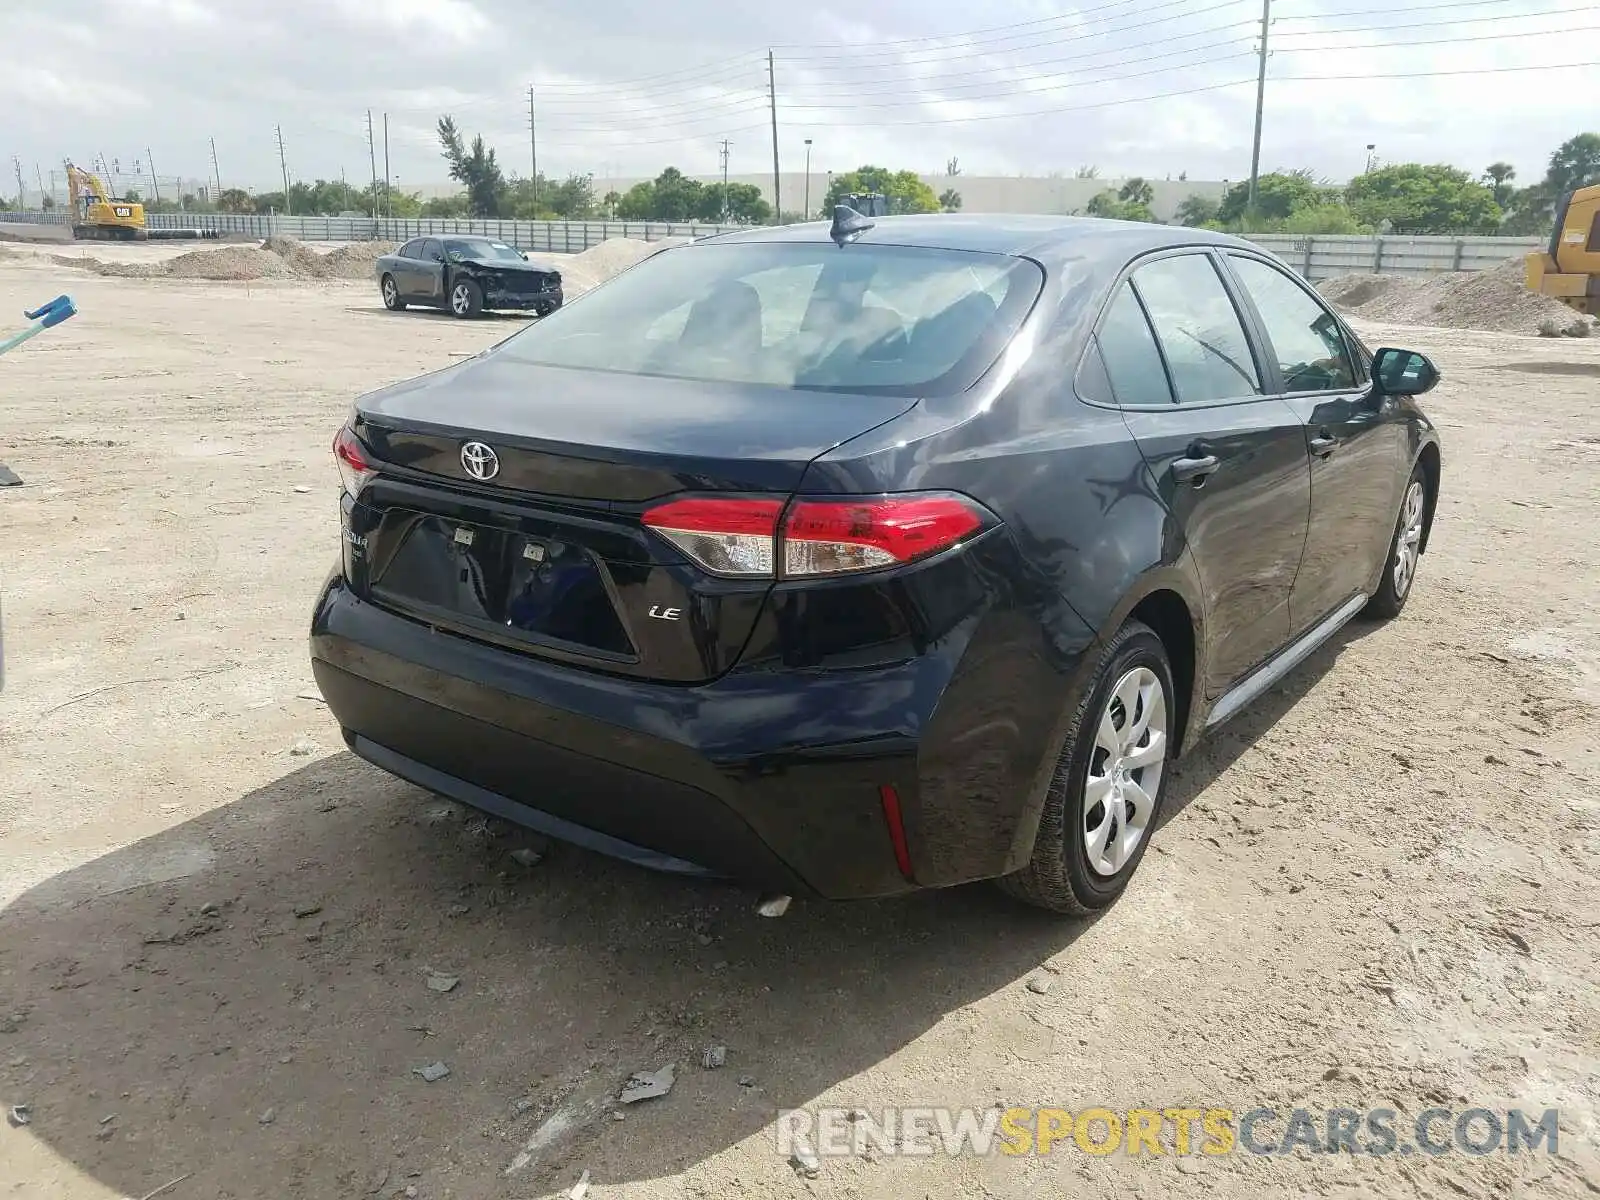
xmin=460 ymin=441 xmax=500 ymax=481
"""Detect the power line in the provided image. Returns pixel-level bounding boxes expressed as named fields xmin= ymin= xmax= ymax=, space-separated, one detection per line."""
xmin=778 ymin=0 xmax=1250 ymax=64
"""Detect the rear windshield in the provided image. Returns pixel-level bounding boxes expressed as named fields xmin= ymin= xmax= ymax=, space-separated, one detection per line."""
xmin=493 ymin=240 xmax=1044 ymax=396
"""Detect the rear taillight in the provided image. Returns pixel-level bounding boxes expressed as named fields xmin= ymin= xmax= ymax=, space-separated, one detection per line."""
xmin=641 ymin=492 xmax=988 ymax=579
xmin=640 ymin=497 xmax=784 ymax=577
xmin=333 ymin=426 xmax=376 ymax=498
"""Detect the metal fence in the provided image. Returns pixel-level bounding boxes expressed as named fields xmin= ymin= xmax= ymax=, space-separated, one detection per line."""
xmin=1247 ymin=233 xmax=1539 ymax=280
xmin=3 ymin=209 xmax=1541 ymax=276
xmin=1 ymin=209 xmax=743 ymax=250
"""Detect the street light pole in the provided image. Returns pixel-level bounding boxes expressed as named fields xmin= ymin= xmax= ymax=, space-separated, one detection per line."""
xmin=803 ymin=139 xmax=813 ymax=219
xmin=1365 ymin=143 xmax=1376 ymax=174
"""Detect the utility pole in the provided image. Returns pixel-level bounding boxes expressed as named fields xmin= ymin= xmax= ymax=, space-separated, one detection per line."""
xmin=718 ymin=139 xmax=731 ymax=220
xmin=1246 ymin=0 xmax=1270 ymax=216
xmin=803 ymin=139 xmax=813 ymax=219
xmin=210 ymin=137 xmax=223 ymax=205
xmin=528 ymin=84 xmax=538 ymax=213
xmin=11 ymin=157 xmax=23 ymax=208
xmin=365 ymin=110 xmax=379 ymax=219
xmin=146 ymin=148 xmax=162 ymax=203
xmin=383 ymin=112 xmax=391 ymax=218
xmin=767 ymin=50 xmax=781 ymax=223
xmin=275 ymin=124 xmax=291 ymax=214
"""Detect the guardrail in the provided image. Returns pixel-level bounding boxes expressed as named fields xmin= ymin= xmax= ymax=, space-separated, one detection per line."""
xmin=2 ymin=210 xmax=1542 ymax=275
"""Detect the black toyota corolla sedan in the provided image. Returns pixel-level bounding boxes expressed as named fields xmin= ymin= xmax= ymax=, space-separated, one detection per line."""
xmin=311 ymin=210 xmax=1442 ymax=914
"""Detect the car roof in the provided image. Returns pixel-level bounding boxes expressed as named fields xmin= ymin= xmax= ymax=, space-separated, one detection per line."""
xmin=696 ymin=213 xmax=1254 ymax=268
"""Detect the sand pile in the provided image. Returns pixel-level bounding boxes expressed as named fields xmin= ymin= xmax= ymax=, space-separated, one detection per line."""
xmin=42 ymin=237 xmax=397 ymax=283
xmin=321 ymin=240 xmax=396 ymax=278
xmin=1319 ymin=258 xmax=1589 ymax=335
xmin=559 ymin=236 xmax=691 ymax=296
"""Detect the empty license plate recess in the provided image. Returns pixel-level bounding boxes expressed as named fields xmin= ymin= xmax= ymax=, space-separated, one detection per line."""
xmin=371 ymin=515 xmax=635 ymax=657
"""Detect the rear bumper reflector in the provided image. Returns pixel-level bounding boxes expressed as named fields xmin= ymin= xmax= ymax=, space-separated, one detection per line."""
xmin=879 ymin=784 xmax=913 ymax=879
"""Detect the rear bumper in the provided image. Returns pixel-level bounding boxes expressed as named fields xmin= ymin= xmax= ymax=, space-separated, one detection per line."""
xmin=309 ymin=570 xmax=1087 ymax=899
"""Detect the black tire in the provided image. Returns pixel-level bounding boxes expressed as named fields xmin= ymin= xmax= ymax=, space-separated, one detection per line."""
xmin=449 ymin=278 xmax=484 ymax=319
xmin=998 ymin=619 xmax=1175 ymax=915
xmin=1362 ymin=464 xmax=1427 ymax=620
xmin=380 ymin=274 xmax=407 ymax=311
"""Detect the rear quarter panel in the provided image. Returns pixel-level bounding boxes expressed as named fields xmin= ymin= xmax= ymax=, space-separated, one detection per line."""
xmin=795 ymin=259 xmax=1209 ymax=876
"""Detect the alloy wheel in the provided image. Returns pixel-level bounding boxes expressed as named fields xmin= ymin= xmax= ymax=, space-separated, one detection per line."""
xmin=1392 ymin=480 xmax=1425 ymax=599
xmin=1083 ymin=666 xmax=1166 ymax=877
xmin=451 ymin=284 xmax=471 ymax=315
xmin=382 ymin=278 xmax=397 ymax=307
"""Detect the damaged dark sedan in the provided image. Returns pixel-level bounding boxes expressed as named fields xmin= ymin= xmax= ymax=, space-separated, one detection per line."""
xmin=376 ymin=235 xmax=564 ymax=319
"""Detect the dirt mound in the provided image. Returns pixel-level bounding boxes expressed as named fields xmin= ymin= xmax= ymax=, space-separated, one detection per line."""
xmin=1318 ymin=258 xmax=1588 ymax=335
xmin=559 ymin=236 xmax=691 ymax=295
xmin=262 ymin=234 xmax=330 ymax=277
xmin=47 ymin=246 xmax=295 ymax=281
xmin=320 ymin=240 xmax=396 ymax=279
xmin=39 ymin=238 xmax=395 ymax=283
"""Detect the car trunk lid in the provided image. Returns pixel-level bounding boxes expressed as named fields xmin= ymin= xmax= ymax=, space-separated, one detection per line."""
xmin=344 ymin=355 xmax=915 ymax=682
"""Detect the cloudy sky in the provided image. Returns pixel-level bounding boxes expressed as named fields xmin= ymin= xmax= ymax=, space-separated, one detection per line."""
xmin=3 ymin=0 xmax=1593 ymax=197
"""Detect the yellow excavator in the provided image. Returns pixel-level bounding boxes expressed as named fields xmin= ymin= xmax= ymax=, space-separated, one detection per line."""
xmin=63 ymin=162 xmax=215 ymax=241
xmin=1524 ymin=183 xmax=1600 ymax=314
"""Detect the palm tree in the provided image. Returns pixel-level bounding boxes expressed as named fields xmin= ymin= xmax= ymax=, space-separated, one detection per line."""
xmin=939 ymin=188 xmax=963 ymax=212
xmin=1482 ymin=162 xmax=1516 ymax=208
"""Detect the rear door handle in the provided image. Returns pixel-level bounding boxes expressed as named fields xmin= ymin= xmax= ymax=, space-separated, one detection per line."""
xmin=1172 ymin=454 xmax=1220 ymax=484
xmin=1309 ymin=433 xmax=1340 ymax=458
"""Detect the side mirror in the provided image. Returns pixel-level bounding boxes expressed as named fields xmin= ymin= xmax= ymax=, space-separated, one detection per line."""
xmin=1372 ymin=347 xmax=1439 ymax=396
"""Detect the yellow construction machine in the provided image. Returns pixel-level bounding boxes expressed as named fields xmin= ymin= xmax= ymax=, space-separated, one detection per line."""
xmin=1524 ymin=183 xmax=1600 ymax=314
xmin=63 ymin=162 xmax=216 ymax=241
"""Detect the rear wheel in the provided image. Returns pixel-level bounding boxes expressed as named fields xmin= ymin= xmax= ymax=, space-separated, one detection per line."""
xmin=1363 ymin=465 xmax=1427 ymax=620
xmin=380 ymin=274 xmax=406 ymax=311
xmin=450 ymin=279 xmax=484 ymax=319
xmin=998 ymin=620 xmax=1174 ymax=915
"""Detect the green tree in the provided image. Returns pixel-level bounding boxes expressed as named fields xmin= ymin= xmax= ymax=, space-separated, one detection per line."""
xmin=1279 ymin=204 xmax=1371 ymax=235
xmin=1174 ymin=194 xmax=1220 ymax=227
xmin=420 ymin=193 xmax=470 ymax=218
xmin=821 ymin=166 xmax=940 ymax=215
xmin=1345 ymin=163 xmax=1500 ymax=234
xmin=1118 ymin=177 xmax=1154 ymax=207
xmin=437 ymin=115 xmax=507 ymax=218
xmin=1085 ymin=189 xmax=1154 ymax=222
xmin=939 ymin=187 xmax=963 ymax=211
xmin=1546 ymin=132 xmax=1600 ymax=195
xmin=1482 ymin=162 xmax=1516 ymax=207
xmin=217 ymin=187 xmax=253 ymax=214
xmin=614 ymin=181 xmax=657 ymax=220
xmin=602 ymin=190 xmax=621 ymax=218
xmin=699 ymin=182 xmax=770 ymax=224
xmin=1217 ymin=170 xmax=1322 ymax=224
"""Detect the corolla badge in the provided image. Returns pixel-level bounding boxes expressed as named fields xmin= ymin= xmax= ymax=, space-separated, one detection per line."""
xmin=460 ymin=441 xmax=500 ymax=481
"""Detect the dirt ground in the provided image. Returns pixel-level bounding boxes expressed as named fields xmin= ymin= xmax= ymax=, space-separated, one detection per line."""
xmin=1 ymin=246 xmax=1597 ymax=1200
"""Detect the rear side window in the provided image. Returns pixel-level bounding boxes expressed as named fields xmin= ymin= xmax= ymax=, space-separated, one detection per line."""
xmin=1228 ymin=255 xmax=1356 ymax=393
xmin=399 ymin=239 xmax=424 ymax=259
xmin=1132 ymin=255 xmax=1261 ymax=404
xmin=495 ymin=241 xmax=1044 ymax=397
xmin=1095 ymin=283 xmax=1174 ymax=405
